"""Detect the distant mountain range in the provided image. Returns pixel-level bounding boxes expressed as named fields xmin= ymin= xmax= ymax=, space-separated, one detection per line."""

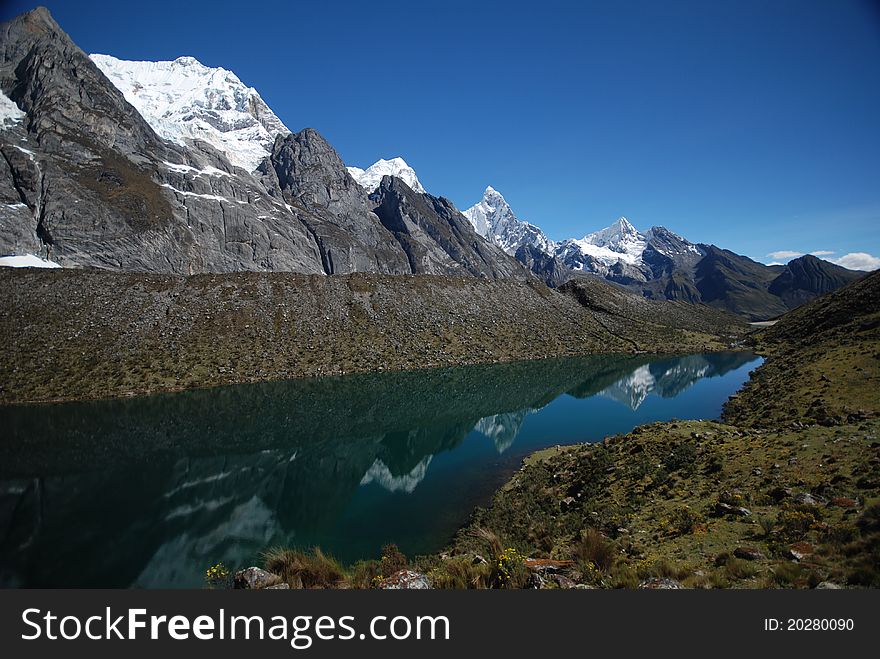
xmin=0 ymin=7 xmax=868 ymax=320
xmin=461 ymin=186 xmax=865 ymax=319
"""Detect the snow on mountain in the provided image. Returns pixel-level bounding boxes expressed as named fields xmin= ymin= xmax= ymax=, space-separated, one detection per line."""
xmin=347 ymin=157 xmax=425 ymax=193
xmin=0 ymin=90 xmax=25 ymax=127
xmin=90 ymin=54 xmax=290 ymax=172
xmin=462 ymin=186 xmax=556 ymax=255
xmin=556 ymin=217 xmax=647 ymax=269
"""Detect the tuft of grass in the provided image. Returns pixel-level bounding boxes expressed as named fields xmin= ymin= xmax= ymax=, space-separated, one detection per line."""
xmin=771 ymin=562 xmax=804 ymax=587
xmin=571 ymin=528 xmax=615 ymax=573
xmin=429 ymin=557 xmax=492 ymax=589
xmin=348 ymin=560 xmax=382 ymax=589
xmin=609 ymin=563 xmax=640 ymax=589
xmin=469 ymin=527 xmax=504 ymax=560
xmin=262 ymin=547 xmax=347 ymax=589
xmin=724 ymin=557 xmax=758 ymax=580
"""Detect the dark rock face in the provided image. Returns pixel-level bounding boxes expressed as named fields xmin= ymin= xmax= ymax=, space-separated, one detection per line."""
xmin=692 ymin=245 xmax=791 ymax=320
xmin=370 ymin=176 xmax=527 ymax=279
xmin=768 ymin=254 xmax=863 ymax=308
xmin=0 ymin=8 xmax=525 ymax=280
xmin=514 ymin=244 xmax=569 ymax=287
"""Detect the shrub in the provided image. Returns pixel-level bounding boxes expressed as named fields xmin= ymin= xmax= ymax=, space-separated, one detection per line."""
xmin=778 ymin=505 xmax=822 ymax=541
xmin=664 ymin=442 xmax=698 ymax=474
xmin=204 ymin=562 xmax=231 ymax=589
xmin=667 ymin=506 xmax=705 ymax=536
xmin=757 ymin=515 xmax=776 ymax=537
xmin=491 ymin=547 xmax=529 ymax=589
xmin=379 ymin=544 xmax=408 ymax=577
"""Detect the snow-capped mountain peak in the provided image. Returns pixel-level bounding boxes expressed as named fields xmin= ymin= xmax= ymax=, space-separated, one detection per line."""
xmin=582 ymin=216 xmax=641 ymax=249
xmin=558 ymin=216 xmax=647 ymax=268
xmin=462 ymin=186 xmax=555 ymax=255
xmin=90 ymin=53 xmax=290 ymax=172
xmin=347 ymin=157 xmax=425 ymax=193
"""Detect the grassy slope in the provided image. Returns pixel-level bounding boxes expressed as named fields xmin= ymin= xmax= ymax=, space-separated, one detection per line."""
xmin=0 ymin=269 xmax=746 ymax=404
xmin=430 ymin=271 xmax=880 ymax=588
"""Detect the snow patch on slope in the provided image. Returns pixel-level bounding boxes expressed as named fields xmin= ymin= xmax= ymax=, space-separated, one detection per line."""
xmin=0 ymin=90 xmax=25 ymax=127
xmin=90 ymin=54 xmax=289 ymax=172
xmin=0 ymin=254 xmax=61 ymax=268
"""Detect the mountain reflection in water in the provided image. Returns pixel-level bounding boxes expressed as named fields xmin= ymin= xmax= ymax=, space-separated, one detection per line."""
xmin=0 ymin=352 xmax=760 ymax=587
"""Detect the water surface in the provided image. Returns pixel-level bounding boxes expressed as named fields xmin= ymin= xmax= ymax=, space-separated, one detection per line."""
xmin=0 ymin=351 xmax=760 ymax=587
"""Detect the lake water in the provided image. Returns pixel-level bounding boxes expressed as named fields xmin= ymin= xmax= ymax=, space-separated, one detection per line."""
xmin=0 ymin=351 xmax=760 ymax=588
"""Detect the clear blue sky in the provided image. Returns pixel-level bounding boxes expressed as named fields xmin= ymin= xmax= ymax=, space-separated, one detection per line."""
xmin=3 ymin=0 xmax=879 ymax=267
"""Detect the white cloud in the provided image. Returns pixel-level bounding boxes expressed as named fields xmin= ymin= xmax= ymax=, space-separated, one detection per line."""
xmin=829 ymin=252 xmax=880 ymax=271
xmin=767 ymin=250 xmax=803 ymax=260
xmin=763 ymin=248 xmax=880 ymax=271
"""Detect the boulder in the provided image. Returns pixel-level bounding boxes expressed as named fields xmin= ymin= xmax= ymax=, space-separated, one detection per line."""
xmin=234 ymin=567 xmax=282 ymax=590
xmin=792 ymin=492 xmax=824 ymax=506
xmin=638 ymin=577 xmax=683 ymax=589
xmin=377 ymin=570 xmax=431 ymax=590
xmin=733 ymin=547 xmax=765 ymax=561
xmin=713 ymin=502 xmax=752 ymax=517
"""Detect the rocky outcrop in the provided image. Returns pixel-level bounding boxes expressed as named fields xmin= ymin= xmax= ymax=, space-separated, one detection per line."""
xmin=257 ymin=130 xmax=411 ymax=274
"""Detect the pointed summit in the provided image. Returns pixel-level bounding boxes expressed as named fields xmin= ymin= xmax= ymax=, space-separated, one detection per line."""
xmin=584 ymin=216 xmax=640 ymax=245
xmin=462 ymin=186 xmax=555 ymax=255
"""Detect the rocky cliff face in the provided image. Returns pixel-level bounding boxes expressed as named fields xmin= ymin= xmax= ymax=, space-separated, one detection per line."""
xmin=0 ymin=7 xmax=524 ymax=280
xmin=370 ymin=176 xmax=527 ymax=279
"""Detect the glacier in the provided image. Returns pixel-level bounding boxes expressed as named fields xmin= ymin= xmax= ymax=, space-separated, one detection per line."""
xmin=90 ymin=54 xmax=290 ymax=172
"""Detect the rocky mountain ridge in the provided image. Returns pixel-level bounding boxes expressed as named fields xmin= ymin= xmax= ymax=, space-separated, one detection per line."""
xmin=0 ymin=7 xmax=522 ymax=280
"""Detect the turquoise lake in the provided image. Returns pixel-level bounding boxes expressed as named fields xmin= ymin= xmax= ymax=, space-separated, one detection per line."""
xmin=0 ymin=351 xmax=761 ymax=587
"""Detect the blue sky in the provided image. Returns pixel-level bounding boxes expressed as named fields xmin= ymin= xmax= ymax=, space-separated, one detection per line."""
xmin=3 ymin=0 xmax=879 ymax=268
